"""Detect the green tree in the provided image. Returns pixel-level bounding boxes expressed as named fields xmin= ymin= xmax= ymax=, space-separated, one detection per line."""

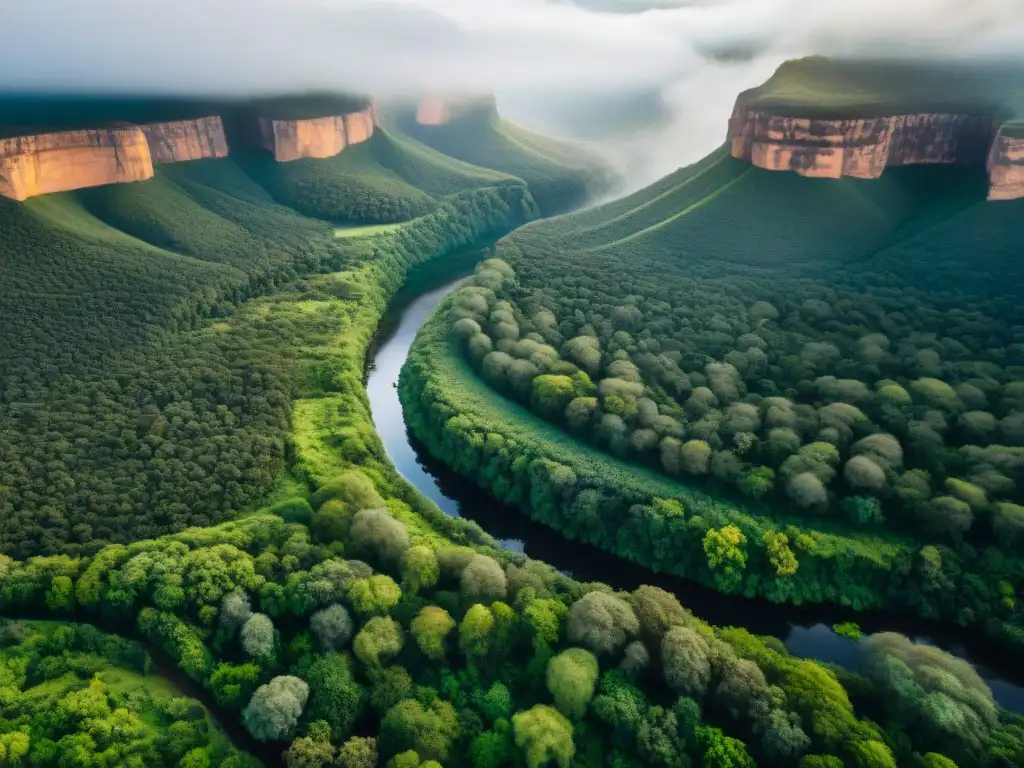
xmin=354 ymin=616 xmax=404 ymax=668
xmin=703 ymin=525 xmax=747 ymax=590
xmin=545 ymin=647 xmax=599 ymax=719
xmin=512 ymin=704 xmax=575 ymax=768
xmin=411 ymin=606 xmax=456 ymax=661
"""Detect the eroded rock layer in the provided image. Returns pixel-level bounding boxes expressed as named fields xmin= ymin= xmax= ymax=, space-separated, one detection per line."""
xmin=988 ymin=130 xmax=1024 ymax=201
xmin=728 ymin=104 xmax=1023 ymax=201
xmin=140 ymin=117 xmax=229 ymax=164
xmin=0 ymin=128 xmax=153 ymax=201
xmin=257 ymin=106 xmax=377 ymax=162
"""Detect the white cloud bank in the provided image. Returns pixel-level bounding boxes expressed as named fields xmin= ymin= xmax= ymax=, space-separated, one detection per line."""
xmin=1 ymin=0 xmax=1021 ymax=190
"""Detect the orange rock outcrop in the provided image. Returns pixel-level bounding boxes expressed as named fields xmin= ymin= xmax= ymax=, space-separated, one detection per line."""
xmin=728 ymin=103 xmax=1022 ymax=201
xmin=987 ymin=130 xmax=1024 ymax=202
xmin=140 ymin=117 xmax=229 ymax=164
xmin=257 ymin=105 xmax=377 ymax=162
xmin=0 ymin=128 xmax=154 ymax=201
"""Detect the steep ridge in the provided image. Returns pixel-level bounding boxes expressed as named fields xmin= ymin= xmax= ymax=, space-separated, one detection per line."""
xmin=401 ymin=95 xmax=610 ymax=215
xmin=727 ymin=57 xmax=1024 ymax=201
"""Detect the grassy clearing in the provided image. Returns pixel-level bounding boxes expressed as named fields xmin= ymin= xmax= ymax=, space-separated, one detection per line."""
xmin=333 ymin=221 xmax=411 ymax=238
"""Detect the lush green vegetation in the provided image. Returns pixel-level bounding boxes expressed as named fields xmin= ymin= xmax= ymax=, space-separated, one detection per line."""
xmin=395 ymin=105 xmax=610 ymax=216
xmin=4 ymin=504 xmax=1022 ymax=767
xmin=0 ymin=118 xmax=537 ymax=559
xmin=241 ymin=128 xmax=518 ymax=225
xmin=3 ymin=80 xmax=1023 ymax=768
xmin=401 ymin=149 xmax=1024 ymax=646
xmin=0 ymin=619 xmax=255 ymax=766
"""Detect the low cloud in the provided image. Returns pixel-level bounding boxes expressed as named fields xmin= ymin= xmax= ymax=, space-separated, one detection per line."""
xmin=2 ymin=0 xmax=1021 ymax=191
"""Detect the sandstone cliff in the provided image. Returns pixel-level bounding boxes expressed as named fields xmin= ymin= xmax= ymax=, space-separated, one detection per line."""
xmin=257 ymin=105 xmax=377 ymax=162
xmin=988 ymin=129 xmax=1024 ymax=202
xmin=0 ymin=128 xmax=153 ymax=201
xmin=728 ymin=101 xmax=1022 ymax=201
xmin=140 ymin=116 xmax=229 ymax=164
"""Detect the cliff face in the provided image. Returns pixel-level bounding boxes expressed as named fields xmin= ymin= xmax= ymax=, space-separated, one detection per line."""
xmin=140 ymin=117 xmax=229 ymax=164
xmin=728 ymin=103 xmax=1022 ymax=201
xmin=257 ymin=106 xmax=377 ymax=162
xmin=0 ymin=128 xmax=154 ymax=201
xmin=988 ymin=130 xmax=1024 ymax=201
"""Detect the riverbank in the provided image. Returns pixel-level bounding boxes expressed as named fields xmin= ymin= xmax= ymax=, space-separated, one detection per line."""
xmin=395 ymin=273 xmax=1024 ymax=709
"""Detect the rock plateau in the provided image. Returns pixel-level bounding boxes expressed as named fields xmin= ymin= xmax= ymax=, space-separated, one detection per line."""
xmin=728 ymin=103 xmax=1023 ymax=201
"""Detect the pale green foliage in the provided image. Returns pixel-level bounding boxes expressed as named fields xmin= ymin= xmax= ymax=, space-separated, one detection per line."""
xmin=240 ymin=613 xmax=275 ymax=657
xmin=337 ymin=736 xmax=378 ymax=768
xmin=911 ymin=378 xmax=960 ymax=411
xmin=661 ymin=626 xmax=711 ymax=696
xmin=411 ymin=606 xmax=456 ymax=660
xmin=219 ymin=591 xmax=252 ymax=636
xmin=348 ymin=575 xmax=402 ymax=616
xmin=350 ymin=508 xmax=410 ymax=566
xmin=546 ymin=647 xmax=599 ymax=719
xmin=244 ymin=675 xmax=309 ymax=742
xmin=788 ymin=472 xmax=828 ymax=508
xmin=844 ymin=456 xmax=887 ymax=492
xmin=380 ymin=699 xmax=459 ymax=762
xmin=863 ymin=632 xmax=997 ymax=763
xmin=312 ymin=471 xmax=386 ymax=510
xmin=310 ymin=604 xmax=355 ymax=651
xmin=566 ymin=591 xmax=639 ymax=656
xmin=679 ymin=440 xmax=712 ymax=475
xmin=460 ymin=555 xmax=507 ymax=603
xmin=400 ymin=546 xmax=440 ymax=595
xmin=513 ymin=704 xmax=575 ymax=768
xmin=630 ymin=585 xmax=690 ymax=642
xmin=459 ymin=603 xmax=495 ymax=660
xmin=354 ymin=616 xmax=404 ymax=667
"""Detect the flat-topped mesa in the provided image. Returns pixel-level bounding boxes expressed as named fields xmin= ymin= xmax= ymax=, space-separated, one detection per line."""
xmin=0 ymin=127 xmax=153 ymax=201
xmin=257 ymin=105 xmax=377 ymax=162
xmin=415 ymin=95 xmax=497 ymax=126
xmin=140 ymin=116 xmax=229 ymax=164
xmin=728 ymin=106 xmax=995 ymax=181
xmin=726 ymin=57 xmax=1024 ymax=201
xmin=988 ymin=128 xmax=1024 ymax=202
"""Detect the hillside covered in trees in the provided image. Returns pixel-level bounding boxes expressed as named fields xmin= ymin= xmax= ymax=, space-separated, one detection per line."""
xmin=402 ymin=121 xmax=1024 ymax=646
xmin=2 ymin=66 xmax=1023 ymax=768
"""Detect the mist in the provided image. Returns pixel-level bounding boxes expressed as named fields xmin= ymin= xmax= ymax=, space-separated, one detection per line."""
xmin=1 ymin=0 xmax=1022 ymax=192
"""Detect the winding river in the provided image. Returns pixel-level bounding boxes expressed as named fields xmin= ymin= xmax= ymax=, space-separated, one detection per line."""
xmin=367 ymin=263 xmax=1024 ymax=713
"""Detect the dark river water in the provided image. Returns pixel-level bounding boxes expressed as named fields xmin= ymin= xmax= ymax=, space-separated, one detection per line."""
xmin=367 ymin=265 xmax=1024 ymax=713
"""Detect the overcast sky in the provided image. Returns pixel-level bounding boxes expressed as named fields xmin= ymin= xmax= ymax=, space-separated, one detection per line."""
xmin=2 ymin=0 xmax=1022 ymax=189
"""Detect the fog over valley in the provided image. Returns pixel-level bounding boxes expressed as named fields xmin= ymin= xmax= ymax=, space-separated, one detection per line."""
xmin=2 ymin=0 xmax=1023 ymax=190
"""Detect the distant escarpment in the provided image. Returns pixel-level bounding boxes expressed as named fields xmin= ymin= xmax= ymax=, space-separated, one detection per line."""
xmin=415 ymin=95 xmax=497 ymax=126
xmin=728 ymin=57 xmax=1024 ymax=201
xmin=0 ymin=128 xmax=154 ymax=201
xmin=988 ymin=128 xmax=1024 ymax=201
xmin=255 ymin=105 xmax=377 ymax=162
xmin=140 ymin=116 xmax=229 ymax=163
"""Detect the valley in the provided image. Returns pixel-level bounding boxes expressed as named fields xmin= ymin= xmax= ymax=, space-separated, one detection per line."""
xmin=1 ymin=56 xmax=1023 ymax=768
